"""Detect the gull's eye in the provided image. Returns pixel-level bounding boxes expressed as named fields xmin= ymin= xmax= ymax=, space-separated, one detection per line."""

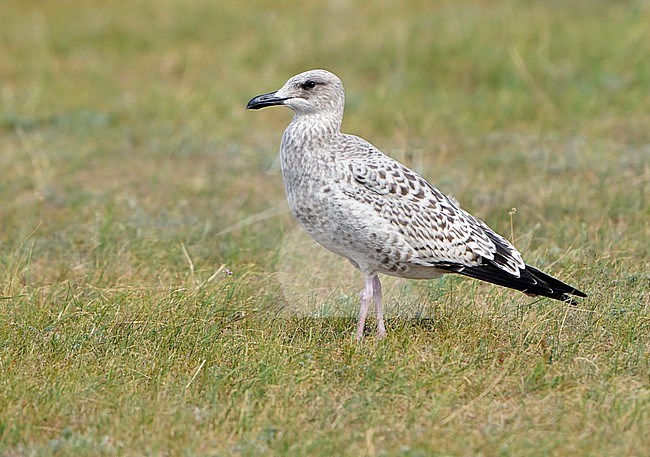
xmin=301 ymin=80 xmax=318 ymax=90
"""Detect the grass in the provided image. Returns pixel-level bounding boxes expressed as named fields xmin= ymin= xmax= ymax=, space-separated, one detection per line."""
xmin=1 ymin=0 xmax=649 ymax=455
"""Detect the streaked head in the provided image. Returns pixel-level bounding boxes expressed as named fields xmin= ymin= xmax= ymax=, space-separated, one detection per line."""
xmin=246 ymin=69 xmax=345 ymax=117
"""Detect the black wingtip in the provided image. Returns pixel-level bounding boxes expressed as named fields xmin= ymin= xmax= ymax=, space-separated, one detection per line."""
xmin=437 ymin=262 xmax=586 ymax=304
xmin=524 ymin=265 xmax=587 ymax=300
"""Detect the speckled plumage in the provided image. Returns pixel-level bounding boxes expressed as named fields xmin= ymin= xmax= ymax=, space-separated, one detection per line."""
xmin=247 ymin=69 xmax=586 ymax=340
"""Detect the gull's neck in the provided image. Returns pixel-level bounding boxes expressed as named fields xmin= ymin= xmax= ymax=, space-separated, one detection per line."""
xmin=283 ymin=111 xmax=343 ymax=147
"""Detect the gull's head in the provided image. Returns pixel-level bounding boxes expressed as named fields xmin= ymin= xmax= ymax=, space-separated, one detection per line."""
xmin=246 ymin=69 xmax=345 ymax=117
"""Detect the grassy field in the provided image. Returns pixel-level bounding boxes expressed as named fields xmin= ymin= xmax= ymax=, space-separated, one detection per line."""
xmin=1 ymin=0 xmax=649 ymax=455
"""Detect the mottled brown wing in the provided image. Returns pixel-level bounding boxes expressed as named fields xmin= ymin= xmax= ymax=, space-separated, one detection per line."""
xmin=342 ymin=153 xmax=526 ymax=276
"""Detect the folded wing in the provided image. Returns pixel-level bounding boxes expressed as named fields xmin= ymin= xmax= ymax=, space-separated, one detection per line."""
xmin=341 ymin=145 xmax=585 ymax=302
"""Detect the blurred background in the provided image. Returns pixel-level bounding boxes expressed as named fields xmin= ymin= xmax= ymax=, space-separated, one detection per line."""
xmin=1 ymin=1 xmax=648 ymax=291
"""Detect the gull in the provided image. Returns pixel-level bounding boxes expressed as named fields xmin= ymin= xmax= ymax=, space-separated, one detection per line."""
xmin=246 ymin=69 xmax=586 ymax=340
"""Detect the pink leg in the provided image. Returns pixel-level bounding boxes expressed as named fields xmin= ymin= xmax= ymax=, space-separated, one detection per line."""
xmin=372 ymin=275 xmax=386 ymax=339
xmin=356 ymin=276 xmax=374 ymax=341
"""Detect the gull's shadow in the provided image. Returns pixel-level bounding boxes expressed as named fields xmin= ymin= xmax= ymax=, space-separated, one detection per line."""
xmin=274 ymin=316 xmax=441 ymax=339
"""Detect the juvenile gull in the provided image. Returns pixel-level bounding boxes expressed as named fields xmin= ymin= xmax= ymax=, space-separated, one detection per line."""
xmin=247 ymin=69 xmax=586 ymax=340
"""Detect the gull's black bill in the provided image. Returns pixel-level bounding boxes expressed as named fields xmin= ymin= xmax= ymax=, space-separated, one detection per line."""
xmin=246 ymin=91 xmax=289 ymax=110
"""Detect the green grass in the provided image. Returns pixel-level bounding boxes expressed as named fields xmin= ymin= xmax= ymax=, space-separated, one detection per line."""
xmin=1 ymin=0 xmax=649 ymax=455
